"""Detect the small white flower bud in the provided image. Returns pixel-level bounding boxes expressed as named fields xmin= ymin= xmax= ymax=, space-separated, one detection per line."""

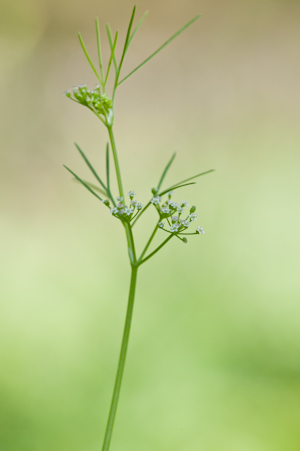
xmin=128 ymin=190 xmax=136 ymax=198
xmin=170 ymin=223 xmax=180 ymax=232
xmin=189 ymin=213 xmax=197 ymax=221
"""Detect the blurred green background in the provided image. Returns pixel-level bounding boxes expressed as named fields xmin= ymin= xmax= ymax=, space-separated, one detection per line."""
xmin=1 ymin=0 xmax=300 ymax=450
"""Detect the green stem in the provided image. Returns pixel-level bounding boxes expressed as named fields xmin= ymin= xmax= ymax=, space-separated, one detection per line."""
xmin=131 ymin=200 xmax=151 ymax=227
xmin=107 ymin=126 xmax=124 ymax=199
xmin=102 ymin=265 xmax=138 ymax=451
xmin=138 ymin=225 xmax=158 ymax=262
xmin=107 ymin=125 xmax=136 ymax=263
xmin=139 ymin=233 xmax=174 ymax=266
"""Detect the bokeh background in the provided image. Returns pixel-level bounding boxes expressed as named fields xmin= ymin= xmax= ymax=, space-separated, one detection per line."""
xmin=1 ymin=0 xmax=300 ymax=450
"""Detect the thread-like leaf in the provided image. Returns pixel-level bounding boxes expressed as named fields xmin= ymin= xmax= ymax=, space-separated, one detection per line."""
xmin=118 ymin=15 xmax=200 ymax=85
xmin=159 ymin=182 xmax=196 ymax=196
xmin=75 ymin=143 xmax=107 ymax=191
xmin=126 ymin=10 xmax=149 ymax=54
xmin=106 ymin=24 xmax=118 ymax=73
xmin=78 ymin=33 xmax=101 ymax=83
xmin=157 ymin=152 xmax=176 ymax=191
xmin=105 ymin=30 xmax=118 ymax=84
xmin=96 ymin=18 xmax=105 ymax=84
xmin=64 ymin=166 xmax=103 ymax=201
xmin=77 ymin=179 xmax=107 ymax=197
xmin=166 ymin=169 xmax=215 ymax=190
xmin=116 ymin=4 xmax=137 ymax=83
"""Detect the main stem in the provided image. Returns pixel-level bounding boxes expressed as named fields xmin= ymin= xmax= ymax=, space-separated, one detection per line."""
xmin=102 ymin=265 xmax=138 ymax=451
xmin=107 ymin=124 xmax=136 ymax=263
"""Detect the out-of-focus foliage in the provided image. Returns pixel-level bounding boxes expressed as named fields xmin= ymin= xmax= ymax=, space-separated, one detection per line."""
xmin=1 ymin=0 xmax=300 ymax=450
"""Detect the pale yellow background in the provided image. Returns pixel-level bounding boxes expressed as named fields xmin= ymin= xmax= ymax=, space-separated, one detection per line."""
xmin=1 ymin=0 xmax=300 ymax=450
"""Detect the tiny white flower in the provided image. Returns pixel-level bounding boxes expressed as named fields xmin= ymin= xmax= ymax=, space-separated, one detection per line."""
xmin=158 ymin=222 xmax=164 ymax=228
xmin=171 ymin=216 xmax=179 ymax=223
xmin=130 ymin=200 xmax=137 ymax=207
xmin=161 ymin=207 xmax=171 ymax=214
xmin=181 ymin=200 xmax=189 ymax=207
xmin=136 ymin=203 xmax=143 ymax=210
xmin=170 ymin=223 xmax=180 ymax=232
xmin=124 ymin=206 xmax=133 ymax=216
xmin=167 ymin=191 xmax=173 ymax=196
xmin=181 ymin=220 xmax=190 ymax=227
xmin=189 ymin=213 xmax=198 ymax=221
xmin=116 ymin=196 xmax=123 ymax=203
xmin=110 ymin=207 xmax=119 ymax=214
xmin=151 ymin=196 xmax=161 ymax=205
xmin=169 ymin=201 xmax=180 ymax=209
xmin=128 ymin=190 xmax=136 ymax=198
xmin=196 ymin=226 xmax=205 ymax=234
xmin=176 ymin=207 xmax=185 ymax=214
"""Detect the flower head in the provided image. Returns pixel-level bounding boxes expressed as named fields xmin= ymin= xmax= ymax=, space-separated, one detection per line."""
xmin=151 ymin=196 xmax=161 ymax=205
xmin=170 ymin=223 xmax=180 ymax=232
xmin=161 ymin=207 xmax=171 ymax=215
xmin=189 ymin=213 xmax=197 ymax=221
xmin=128 ymin=190 xmax=136 ymax=199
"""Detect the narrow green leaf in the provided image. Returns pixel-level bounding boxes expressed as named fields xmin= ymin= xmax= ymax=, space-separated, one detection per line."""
xmin=106 ymin=143 xmax=110 ymax=190
xmin=116 ymin=4 xmax=137 ymax=83
xmin=126 ymin=10 xmax=149 ymax=54
xmin=72 ymin=179 xmax=108 ymax=197
xmin=157 ymin=152 xmax=176 ymax=191
xmin=64 ymin=166 xmax=103 ymax=201
xmin=159 ymin=182 xmax=196 ymax=196
xmin=106 ymin=24 xmax=118 ymax=73
xmin=95 ymin=19 xmax=105 ymax=84
xmin=78 ymin=33 xmax=101 ymax=83
xmin=118 ymin=15 xmax=201 ymax=85
xmin=105 ymin=30 xmax=118 ymax=84
xmin=77 ymin=179 xmax=107 ymax=197
xmin=74 ymin=143 xmax=107 ymax=191
xmin=166 ymin=169 xmax=215 ymax=190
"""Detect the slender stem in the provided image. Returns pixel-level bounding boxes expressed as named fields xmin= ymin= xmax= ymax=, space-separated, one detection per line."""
xmin=102 ymin=265 xmax=138 ymax=451
xmin=138 ymin=225 xmax=158 ymax=262
xmin=139 ymin=233 xmax=174 ymax=266
xmin=131 ymin=200 xmax=151 ymax=226
xmin=107 ymin=126 xmax=124 ymax=199
xmin=107 ymin=125 xmax=136 ymax=263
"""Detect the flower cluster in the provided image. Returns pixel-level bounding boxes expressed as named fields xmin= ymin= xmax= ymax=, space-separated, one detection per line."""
xmin=151 ymin=190 xmax=205 ymax=238
xmin=107 ymin=191 xmax=143 ymax=222
xmin=64 ymin=85 xmax=112 ymax=117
